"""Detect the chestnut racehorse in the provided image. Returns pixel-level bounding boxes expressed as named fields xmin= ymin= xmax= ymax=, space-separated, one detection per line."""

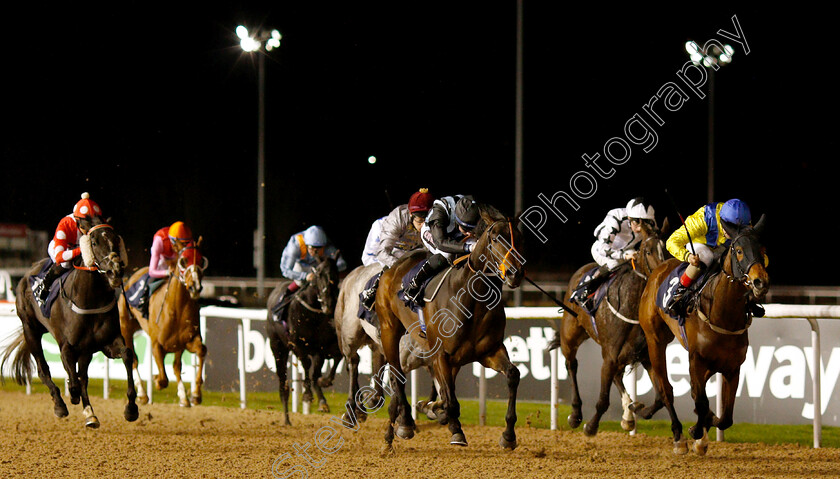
xmin=550 ymin=218 xmax=669 ymax=436
xmin=638 ymin=216 xmax=768 ymax=455
xmin=376 ymin=204 xmax=525 ymax=452
xmin=119 ymin=241 xmax=208 ymax=407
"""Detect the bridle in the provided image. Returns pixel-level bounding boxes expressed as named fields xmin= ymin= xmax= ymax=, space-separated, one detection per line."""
xmin=723 ymin=229 xmax=762 ymax=287
xmin=468 ymin=219 xmax=523 ymax=281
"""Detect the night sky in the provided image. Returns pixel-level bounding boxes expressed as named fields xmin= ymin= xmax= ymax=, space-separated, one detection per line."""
xmin=2 ymin=4 xmax=835 ymax=286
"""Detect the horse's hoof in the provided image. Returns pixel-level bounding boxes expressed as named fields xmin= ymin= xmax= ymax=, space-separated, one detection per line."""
xmin=583 ymin=422 xmax=599 ymax=437
xmin=284 ymin=416 xmax=292 ymax=427
xmin=395 ymin=425 xmax=415 ymax=440
xmin=673 ymin=436 xmax=688 ymax=455
xmin=692 ymin=429 xmax=710 ymax=456
xmin=70 ymin=395 xmax=80 ymax=405
xmin=380 ymin=443 xmax=396 ymax=457
xmin=628 ymin=401 xmax=645 ymax=413
xmin=85 ymin=416 xmax=101 ymax=429
xmin=318 ymin=402 xmax=330 ymax=413
xmin=416 ymin=401 xmax=437 ymax=420
xmin=621 ymin=419 xmax=636 ymax=431
xmin=179 ymin=397 xmax=192 ymax=408
xmin=688 ymin=425 xmax=706 ymax=440
xmin=317 ymin=378 xmax=333 ymax=388
xmin=124 ymin=403 xmax=139 ymax=422
xmin=450 ymin=433 xmax=468 ymax=446
xmin=137 ymin=395 xmax=149 ymax=405
xmin=54 ymin=404 xmax=69 ymax=418
xmin=567 ymin=412 xmax=582 ymax=429
xmin=302 ymin=393 xmax=314 ymax=404
xmin=499 ymin=435 xmax=518 ymax=450
xmin=190 ymin=395 xmax=202 ymax=406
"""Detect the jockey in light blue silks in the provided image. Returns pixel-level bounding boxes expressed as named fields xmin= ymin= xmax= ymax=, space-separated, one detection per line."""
xmin=359 ymin=188 xmax=434 ymax=310
xmin=272 ymin=225 xmax=347 ymax=321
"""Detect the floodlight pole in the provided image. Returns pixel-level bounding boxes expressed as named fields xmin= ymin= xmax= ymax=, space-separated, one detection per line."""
xmin=257 ymin=52 xmax=266 ymax=298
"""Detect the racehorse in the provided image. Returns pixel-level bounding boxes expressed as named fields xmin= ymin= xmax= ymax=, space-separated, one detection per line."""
xmin=266 ymin=255 xmax=342 ymax=426
xmin=638 ymin=216 xmax=768 ymax=455
xmin=119 ymin=240 xmax=209 ymax=407
xmin=1 ymin=218 xmax=139 ymax=428
xmin=549 ymin=218 xmax=669 ymax=436
xmin=376 ymin=205 xmax=525 ymax=452
xmin=333 ymin=262 xmax=439 ymax=425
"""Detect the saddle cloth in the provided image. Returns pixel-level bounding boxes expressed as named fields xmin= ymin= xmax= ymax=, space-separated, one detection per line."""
xmin=357 ymin=271 xmax=383 ymax=324
xmin=28 ymin=261 xmax=70 ymax=318
xmin=124 ymin=273 xmax=166 ymax=310
xmin=575 ymin=266 xmax=617 ymax=318
xmin=397 ymin=259 xmax=454 ymax=313
xmin=656 ymin=262 xmax=710 ymax=326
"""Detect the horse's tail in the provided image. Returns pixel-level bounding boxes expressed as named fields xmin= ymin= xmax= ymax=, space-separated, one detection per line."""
xmin=546 ymin=334 xmax=561 ymax=351
xmin=0 ymin=329 xmax=33 ymax=386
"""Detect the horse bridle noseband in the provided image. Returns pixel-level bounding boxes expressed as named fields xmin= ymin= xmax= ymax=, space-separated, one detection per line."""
xmin=470 ymin=219 xmax=522 ymax=280
xmin=724 ymin=231 xmax=762 ymax=287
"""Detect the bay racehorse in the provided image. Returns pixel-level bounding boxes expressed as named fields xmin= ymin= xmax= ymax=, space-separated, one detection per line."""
xmin=266 ymin=255 xmax=342 ymax=425
xmin=119 ymin=240 xmax=209 ymax=407
xmin=376 ymin=205 xmax=525 ymax=452
xmin=549 ymin=218 xmax=669 ymax=436
xmin=638 ymin=215 xmax=768 ymax=455
xmin=333 ymin=262 xmax=438 ymax=425
xmin=1 ymin=218 xmax=139 ymax=428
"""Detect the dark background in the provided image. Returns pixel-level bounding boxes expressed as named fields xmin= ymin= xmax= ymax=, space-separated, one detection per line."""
xmin=2 ymin=4 xmax=833 ymax=287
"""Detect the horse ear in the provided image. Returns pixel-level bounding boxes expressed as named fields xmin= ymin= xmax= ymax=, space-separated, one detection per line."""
xmin=660 ymin=217 xmax=671 ymax=237
xmin=196 ymin=235 xmax=203 ymax=247
xmin=753 ymin=214 xmax=767 ymax=236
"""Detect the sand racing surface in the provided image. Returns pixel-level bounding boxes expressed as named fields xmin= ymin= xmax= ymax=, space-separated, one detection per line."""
xmin=1 ymin=390 xmax=839 ymax=478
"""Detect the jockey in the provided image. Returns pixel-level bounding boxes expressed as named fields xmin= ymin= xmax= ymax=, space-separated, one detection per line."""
xmin=360 ymin=188 xmax=434 ymax=310
xmin=571 ymin=197 xmax=656 ymax=309
xmin=34 ymin=192 xmax=104 ymax=306
xmin=665 ymin=198 xmax=766 ymax=317
xmin=403 ymin=195 xmax=480 ymax=313
xmin=272 ymin=226 xmax=347 ymax=321
xmin=135 ymin=221 xmax=194 ymax=317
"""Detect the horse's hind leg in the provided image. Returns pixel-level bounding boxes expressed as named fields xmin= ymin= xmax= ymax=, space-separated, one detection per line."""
xmin=344 ymin=352 xmax=367 ymax=422
xmin=76 ymin=353 xmax=99 ymax=428
xmin=299 ymin=353 xmax=314 ymax=407
xmin=172 ymin=350 xmax=191 ymax=407
xmin=612 ymin=368 xmax=636 ymax=431
xmin=481 ymin=346 xmax=520 ymax=450
xmin=269 ymin=336 xmax=292 ymax=425
xmin=185 ymin=334 xmax=207 ymax=405
xmin=22 ymin=326 xmax=68 ymax=418
xmin=106 ymin=336 xmax=139 ymax=422
xmin=560 ymin=319 xmax=587 ymax=429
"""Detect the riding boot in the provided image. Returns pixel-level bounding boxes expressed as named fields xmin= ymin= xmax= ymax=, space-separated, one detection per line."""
xmin=138 ymin=291 xmax=150 ymax=319
xmin=271 ymin=283 xmax=299 ymax=324
xmin=361 ymin=274 xmax=381 ymax=311
xmin=34 ymin=263 xmax=65 ymax=307
xmin=572 ymin=266 xmax=608 ymax=310
xmin=404 ymin=260 xmax=439 ymax=304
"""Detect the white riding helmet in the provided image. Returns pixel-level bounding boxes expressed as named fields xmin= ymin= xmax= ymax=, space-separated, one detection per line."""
xmin=625 ymin=197 xmax=655 ymax=220
xmin=303 ymin=225 xmax=328 ymax=247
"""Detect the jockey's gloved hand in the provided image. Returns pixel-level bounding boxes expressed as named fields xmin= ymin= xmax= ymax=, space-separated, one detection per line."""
xmin=623 ymin=250 xmax=638 ymax=261
xmin=466 ymin=239 xmax=477 ymax=253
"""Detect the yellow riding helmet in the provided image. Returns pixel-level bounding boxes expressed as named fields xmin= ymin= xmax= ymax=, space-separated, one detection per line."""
xmin=168 ymin=221 xmax=193 ymax=242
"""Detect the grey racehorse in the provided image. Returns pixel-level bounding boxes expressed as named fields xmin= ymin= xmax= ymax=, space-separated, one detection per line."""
xmin=334 ymin=261 xmax=439 ymax=424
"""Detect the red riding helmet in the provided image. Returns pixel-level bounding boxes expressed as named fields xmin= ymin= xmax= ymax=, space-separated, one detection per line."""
xmin=73 ymin=192 xmax=103 ymax=219
xmin=408 ymin=188 xmax=434 ymax=216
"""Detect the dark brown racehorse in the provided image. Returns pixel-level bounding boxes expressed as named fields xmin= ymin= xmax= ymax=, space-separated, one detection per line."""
xmin=376 ymin=205 xmax=525 ymax=452
xmin=638 ymin=216 xmax=768 ymax=455
xmin=266 ymin=255 xmax=342 ymax=425
xmin=549 ymin=218 xmax=669 ymax=436
xmin=119 ymin=240 xmax=209 ymax=407
xmin=1 ymin=218 xmax=139 ymax=428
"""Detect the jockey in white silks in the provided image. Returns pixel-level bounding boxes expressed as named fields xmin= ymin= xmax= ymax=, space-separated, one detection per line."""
xmin=570 ymin=197 xmax=656 ymax=309
xmin=359 ymin=188 xmax=434 ymax=310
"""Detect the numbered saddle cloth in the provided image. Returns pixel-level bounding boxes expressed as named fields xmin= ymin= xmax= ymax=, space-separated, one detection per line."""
xmin=656 ymin=263 xmax=708 ymax=326
xmin=357 ymin=270 xmax=383 ymax=324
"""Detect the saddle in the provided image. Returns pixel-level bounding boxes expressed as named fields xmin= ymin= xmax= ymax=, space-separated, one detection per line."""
xmin=656 ymin=262 xmax=720 ymax=325
xmin=28 ymin=261 xmax=71 ymax=318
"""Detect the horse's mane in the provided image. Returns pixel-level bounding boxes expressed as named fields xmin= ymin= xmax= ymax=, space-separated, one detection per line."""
xmin=474 ymin=203 xmax=508 ymax=237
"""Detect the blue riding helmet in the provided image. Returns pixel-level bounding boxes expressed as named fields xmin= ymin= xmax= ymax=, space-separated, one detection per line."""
xmin=303 ymin=225 xmax=328 ymax=247
xmin=720 ymin=199 xmax=751 ymax=236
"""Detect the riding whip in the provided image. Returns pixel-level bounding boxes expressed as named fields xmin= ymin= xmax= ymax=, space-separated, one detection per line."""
xmin=523 ymin=275 xmax=578 ymax=317
xmin=664 ymin=189 xmax=697 ymax=256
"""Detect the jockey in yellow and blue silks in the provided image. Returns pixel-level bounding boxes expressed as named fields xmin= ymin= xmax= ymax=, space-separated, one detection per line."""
xmin=665 ymin=198 xmax=767 ymax=317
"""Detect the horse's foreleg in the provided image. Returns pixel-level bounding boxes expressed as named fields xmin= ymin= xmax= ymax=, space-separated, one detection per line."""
xmin=76 ymin=353 xmax=99 ymax=428
xmin=58 ymin=343 xmax=81 ymax=405
xmin=612 ymin=371 xmax=636 ymax=431
xmin=152 ymin=342 xmax=168 ymax=390
xmin=583 ymin=356 xmax=619 ymax=437
xmin=185 ymin=335 xmax=207 ymax=405
xmin=713 ymin=369 xmax=740 ymax=432
xmin=269 ymin=336 xmax=291 ymax=426
xmin=173 ymin=350 xmax=190 ymax=407
xmin=310 ymin=353 xmax=330 ymax=413
xmin=115 ymin=339 xmax=140 ymax=422
xmin=299 ymin=353 xmax=314 ymax=406
xmin=23 ymin=327 xmax=67 ymax=418
xmin=482 ymin=346 xmax=519 ymax=450
xmin=560 ymin=320 xmax=586 ymax=429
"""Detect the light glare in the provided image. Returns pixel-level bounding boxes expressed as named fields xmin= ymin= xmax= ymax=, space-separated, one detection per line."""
xmin=236 ymin=25 xmax=249 ymax=40
xmin=368 ymin=156 xmax=377 ymax=164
